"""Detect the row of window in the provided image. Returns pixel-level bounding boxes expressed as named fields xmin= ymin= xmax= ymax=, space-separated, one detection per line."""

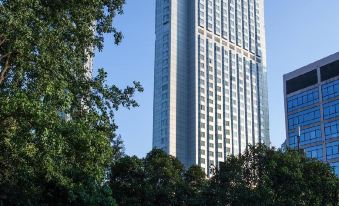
xmin=201 ymin=140 xmax=224 ymax=147
xmin=288 ymin=126 xmax=322 ymax=147
xmin=288 ymin=100 xmax=339 ymax=133
xmin=287 ymin=88 xmax=319 ymax=112
xmin=305 ymin=145 xmax=323 ymax=160
xmin=286 ymin=79 xmax=338 ymax=113
xmin=200 ymin=147 xmax=236 ymax=164
xmin=288 ymin=107 xmax=320 ymax=130
xmin=288 ymin=100 xmax=339 ymax=130
xmin=302 ymin=142 xmax=339 ymax=161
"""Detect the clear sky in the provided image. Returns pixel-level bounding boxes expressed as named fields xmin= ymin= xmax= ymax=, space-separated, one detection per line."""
xmin=94 ymin=0 xmax=339 ymax=157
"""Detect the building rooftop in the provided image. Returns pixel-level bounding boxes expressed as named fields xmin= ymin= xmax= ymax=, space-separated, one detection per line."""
xmin=283 ymin=52 xmax=339 ymax=81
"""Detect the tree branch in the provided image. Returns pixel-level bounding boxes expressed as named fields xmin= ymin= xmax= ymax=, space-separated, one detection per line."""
xmin=0 ymin=35 xmax=6 ymax=47
xmin=0 ymin=39 xmax=6 ymax=47
xmin=0 ymin=53 xmax=10 ymax=61
xmin=0 ymin=54 xmax=11 ymax=85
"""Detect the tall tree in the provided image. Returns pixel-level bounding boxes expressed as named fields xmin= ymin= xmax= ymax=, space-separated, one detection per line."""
xmin=0 ymin=0 xmax=142 ymax=205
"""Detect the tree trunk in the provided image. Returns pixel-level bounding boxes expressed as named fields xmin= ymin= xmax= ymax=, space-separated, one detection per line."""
xmin=0 ymin=54 xmax=11 ymax=85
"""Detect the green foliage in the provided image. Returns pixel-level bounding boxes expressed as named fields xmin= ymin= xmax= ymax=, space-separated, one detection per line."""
xmin=182 ymin=165 xmax=208 ymax=205
xmin=0 ymin=0 xmax=143 ymax=205
xmin=110 ymin=149 xmax=206 ymax=206
xmin=110 ymin=146 xmax=338 ymax=206
xmin=206 ymin=145 xmax=339 ymax=206
xmin=110 ymin=155 xmax=145 ymax=205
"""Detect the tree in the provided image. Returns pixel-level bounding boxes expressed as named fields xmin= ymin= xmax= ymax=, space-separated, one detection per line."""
xmin=0 ymin=0 xmax=143 ymax=205
xmin=110 ymin=156 xmax=146 ymax=206
xmin=143 ymin=149 xmax=185 ymax=206
xmin=110 ymin=146 xmax=338 ymax=206
xmin=206 ymin=144 xmax=339 ymax=206
xmin=112 ymin=134 xmax=126 ymax=160
xmin=182 ymin=165 xmax=207 ymax=206
xmin=109 ymin=149 xmax=207 ymax=206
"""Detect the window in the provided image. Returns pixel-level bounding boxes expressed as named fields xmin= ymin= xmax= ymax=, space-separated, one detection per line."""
xmin=288 ymin=126 xmax=321 ymax=148
xmin=323 ymin=99 xmax=339 ymax=119
xmin=288 ymin=107 xmax=320 ymax=130
xmin=209 ymin=134 xmax=214 ymax=140
xmin=287 ymin=88 xmax=319 ymax=112
xmin=305 ymin=145 xmax=323 ymax=160
xmin=325 ymin=120 xmax=339 ymax=140
xmin=226 ymin=147 xmax=231 ymax=154
xmin=218 ymin=152 xmax=223 ymax=158
xmin=326 ymin=141 xmax=339 ymax=160
xmin=320 ymin=60 xmax=339 ymax=81
xmin=286 ymin=70 xmax=318 ymax=94
xmin=330 ymin=162 xmax=339 ymax=176
xmin=162 ymin=84 xmax=168 ymax=91
xmin=322 ymin=79 xmax=339 ymax=100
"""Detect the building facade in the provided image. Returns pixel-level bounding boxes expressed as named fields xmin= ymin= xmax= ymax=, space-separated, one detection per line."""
xmin=283 ymin=52 xmax=339 ymax=176
xmin=153 ymin=0 xmax=270 ymax=175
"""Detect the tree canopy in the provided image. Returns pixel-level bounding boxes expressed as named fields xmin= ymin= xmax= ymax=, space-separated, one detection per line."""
xmin=110 ymin=149 xmax=207 ymax=206
xmin=205 ymin=145 xmax=338 ymax=206
xmin=110 ymin=146 xmax=339 ymax=206
xmin=0 ymin=0 xmax=142 ymax=205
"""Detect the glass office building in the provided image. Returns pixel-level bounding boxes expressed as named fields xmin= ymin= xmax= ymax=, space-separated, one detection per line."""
xmin=284 ymin=52 xmax=339 ymax=176
xmin=153 ymin=0 xmax=270 ymax=175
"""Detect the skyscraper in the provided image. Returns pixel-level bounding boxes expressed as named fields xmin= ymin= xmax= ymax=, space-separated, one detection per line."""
xmin=153 ymin=0 xmax=270 ymax=174
xmin=283 ymin=53 xmax=339 ymax=176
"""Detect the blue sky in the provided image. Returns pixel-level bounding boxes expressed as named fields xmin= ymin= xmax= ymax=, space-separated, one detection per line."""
xmin=94 ymin=0 xmax=339 ymax=157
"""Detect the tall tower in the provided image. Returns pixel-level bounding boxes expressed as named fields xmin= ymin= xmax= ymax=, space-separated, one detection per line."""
xmin=153 ymin=0 xmax=269 ymax=174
